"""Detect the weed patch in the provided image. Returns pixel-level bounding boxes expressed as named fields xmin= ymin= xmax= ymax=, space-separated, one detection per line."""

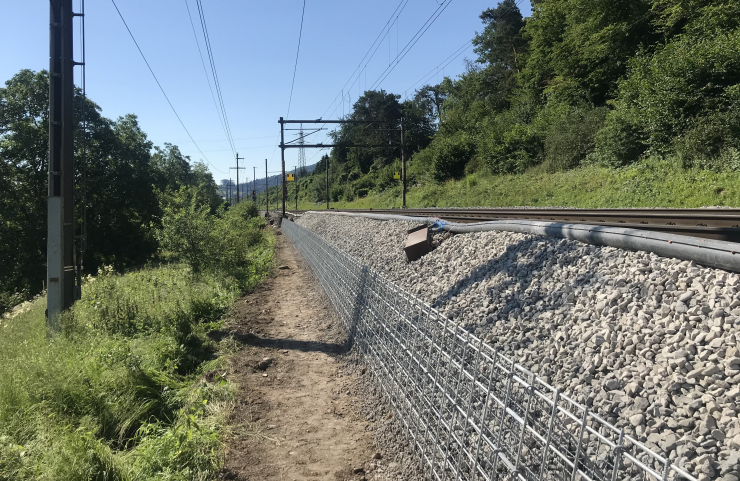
xmin=0 ymin=232 xmax=273 ymax=480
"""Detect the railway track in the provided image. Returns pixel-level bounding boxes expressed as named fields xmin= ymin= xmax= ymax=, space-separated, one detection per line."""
xmin=292 ymin=208 xmax=740 ymax=243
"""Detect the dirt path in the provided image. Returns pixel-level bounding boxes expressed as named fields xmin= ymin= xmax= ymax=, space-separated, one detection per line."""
xmin=219 ymin=232 xmax=377 ymax=481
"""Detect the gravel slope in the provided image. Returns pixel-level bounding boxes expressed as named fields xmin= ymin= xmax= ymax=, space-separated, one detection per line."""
xmin=296 ymin=212 xmax=740 ymax=481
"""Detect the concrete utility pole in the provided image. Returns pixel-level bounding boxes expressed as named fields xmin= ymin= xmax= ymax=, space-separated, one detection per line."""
xmin=230 ymin=152 xmax=245 ymax=203
xmin=401 ymin=117 xmax=406 ymax=209
xmin=326 ymin=156 xmax=329 ymax=210
xmin=295 ymin=166 xmax=298 ymax=210
xmin=47 ymin=0 xmax=77 ymax=329
xmin=253 ymin=166 xmax=256 ymax=202
xmin=265 ymin=159 xmax=268 ymax=215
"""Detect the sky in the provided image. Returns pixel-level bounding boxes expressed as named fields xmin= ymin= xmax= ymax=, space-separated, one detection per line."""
xmin=1 ymin=1 xmax=532 ymax=184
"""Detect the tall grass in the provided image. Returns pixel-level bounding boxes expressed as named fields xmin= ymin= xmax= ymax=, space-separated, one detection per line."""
xmin=299 ymin=157 xmax=740 ymax=209
xmin=0 ymin=230 xmax=273 ymax=480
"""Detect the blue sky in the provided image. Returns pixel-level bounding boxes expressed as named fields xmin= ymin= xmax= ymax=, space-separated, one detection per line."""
xmin=1 ymin=1 xmax=532 ymax=183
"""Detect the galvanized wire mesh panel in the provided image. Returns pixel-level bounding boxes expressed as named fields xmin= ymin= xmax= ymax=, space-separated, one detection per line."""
xmin=282 ymin=220 xmax=698 ymax=481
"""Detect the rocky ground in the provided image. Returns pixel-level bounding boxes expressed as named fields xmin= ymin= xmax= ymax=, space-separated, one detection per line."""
xmin=296 ymin=212 xmax=740 ymax=481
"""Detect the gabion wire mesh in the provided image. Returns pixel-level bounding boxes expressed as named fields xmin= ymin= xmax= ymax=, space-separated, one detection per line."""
xmin=282 ymin=220 xmax=698 ymax=481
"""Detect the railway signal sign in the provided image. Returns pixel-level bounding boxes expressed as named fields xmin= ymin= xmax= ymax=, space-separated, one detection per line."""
xmin=393 ymin=172 xmax=400 ymax=180
xmin=287 ymin=173 xmax=295 ymax=181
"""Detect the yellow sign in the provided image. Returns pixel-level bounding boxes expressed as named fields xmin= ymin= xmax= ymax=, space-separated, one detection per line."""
xmin=287 ymin=173 xmax=295 ymax=181
xmin=393 ymin=172 xmax=400 ymax=180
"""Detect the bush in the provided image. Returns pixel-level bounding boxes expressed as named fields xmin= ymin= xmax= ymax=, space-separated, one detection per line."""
xmin=674 ymin=106 xmax=740 ymax=170
xmin=342 ymin=184 xmax=356 ymax=202
xmin=408 ymin=147 xmax=435 ymax=183
xmin=374 ymin=161 xmax=402 ymax=191
xmin=157 ymin=187 xmax=217 ymax=274
xmin=230 ymin=201 xmax=259 ymax=220
xmin=538 ymin=103 xmax=607 ymax=172
xmin=615 ymin=30 xmax=740 ymax=152
xmin=158 ymin=187 xmax=268 ymax=288
xmin=591 ymin=108 xmax=647 ymax=167
xmin=432 ymin=131 xmax=476 ymax=181
xmin=480 ymin=123 xmax=542 ymax=174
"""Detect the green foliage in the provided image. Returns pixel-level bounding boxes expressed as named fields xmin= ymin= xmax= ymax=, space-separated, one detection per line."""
xmin=263 ymin=1 xmax=740 ymax=212
xmin=673 ymin=105 xmax=740 ymax=170
xmin=431 ymin=131 xmax=476 ymax=181
xmin=158 ymin=189 xmax=268 ymax=290
xmin=591 ymin=108 xmax=648 ymax=167
xmin=0 ymin=215 xmax=272 ymax=480
xmin=374 ymin=161 xmax=401 ymax=192
xmin=158 ymin=188 xmax=216 ymax=274
xmin=0 ymin=69 xmax=225 ymax=315
xmin=479 ymin=119 xmax=541 ymax=175
xmin=521 ymin=0 xmax=656 ymax=105
xmin=538 ymin=103 xmax=608 ymax=171
xmin=319 ymin=157 xmax=740 ymax=210
xmin=230 ymin=200 xmax=260 ymax=220
xmin=614 ymin=30 xmax=740 ymax=153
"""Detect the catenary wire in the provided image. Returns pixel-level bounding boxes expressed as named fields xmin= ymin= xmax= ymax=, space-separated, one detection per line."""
xmin=110 ymin=0 xmax=223 ymax=173
xmin=310 ymin=0 xmax=526 ymax=158
xmin=368 ymin=0 xmax=454 ymax=91
xmin=184 ymin=0 xmax=232 ymax=156
xmin=195 ymin=0 xmax=237 ymax=156
xmin=286 ymin=0 xmax=307 ymax=119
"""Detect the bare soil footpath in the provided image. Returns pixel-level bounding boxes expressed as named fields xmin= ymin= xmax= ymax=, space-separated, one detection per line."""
xmin=219 ymin=232 xmax=376 ymax=481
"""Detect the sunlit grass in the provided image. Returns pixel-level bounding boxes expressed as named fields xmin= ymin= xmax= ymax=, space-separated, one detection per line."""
xmin=298 ymin=158 xmax=740 ymax=210
xmin=0 ymin=235 xmax=274 ymax=480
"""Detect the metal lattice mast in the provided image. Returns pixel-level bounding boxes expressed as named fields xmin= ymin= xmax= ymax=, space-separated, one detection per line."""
xmin=298 ymin=123 xmax=306 ymax=174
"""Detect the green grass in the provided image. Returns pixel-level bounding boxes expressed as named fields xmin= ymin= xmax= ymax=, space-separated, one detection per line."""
xmin=0 ymin=236 xmax=274 ymax=480
xmin=298 ymin=158 xmax=740 ymax=209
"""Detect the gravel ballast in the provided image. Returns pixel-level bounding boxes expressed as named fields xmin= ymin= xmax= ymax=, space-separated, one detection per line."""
xmin=296 ymin=212 xmax=740 ymax=481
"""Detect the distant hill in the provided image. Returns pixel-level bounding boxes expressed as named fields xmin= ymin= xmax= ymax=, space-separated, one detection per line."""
xmin=220 ymin=162 xmax=317 ymax=198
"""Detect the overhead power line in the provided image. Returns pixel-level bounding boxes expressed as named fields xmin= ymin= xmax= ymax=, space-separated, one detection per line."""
xmin=403 ymin=39 xmax=471 ymax=98
xmin=110 ymin=0 xmax=223 ymax=173
xmin=195 ymin=0 xmax=237 ymax=156
xmin=286 ymin=0 xmax=307 ymax=119
xmin=184 ymin=0 xmax=231 ymax=156
xmin=368 ymin=0 xmax=454 ymax=91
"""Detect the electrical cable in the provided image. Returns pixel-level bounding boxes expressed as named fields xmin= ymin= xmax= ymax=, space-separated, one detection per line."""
xmin=309 ymin=0 xmax=451 ymax=151
xmin=402 ymin=39 xmax=471 ymax=98
xmin=286 ymin=0 xmax=307 ymax=119
xmin=110 ymin=0 xmax=224 ymax=172
xmin=184 ymin=0 xmax=232 ymax=156
xmin=368 ymin=0 xmax=454 ymax=91
xmin=195 ymin=0 xmax=236 ymax=156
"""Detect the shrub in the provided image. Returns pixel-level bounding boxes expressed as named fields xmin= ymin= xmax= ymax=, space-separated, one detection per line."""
xmin=674 ymin=106 xmax=740 ymax=170
xmin=374 ymin=161 xmax=402 ymax=191
xmin=480 ymin=123 xmax=542 ymax=174
xmin=230 ymin=201 xmax=259 ymax=220
xmin=158 ymin=187 xmax=267 ymax=287
xmin=432 ymin=131 xmax=476 ymax=181
xmin=330 ymin=184 xmax=343 ymax=202
xmin=408 ymin=148 xmax=435 ymax=183
xmin=591 ymin=108 xmax=647 ymax=167
xmin=157 ymin=187 xmax=217 ymax=274
xmin=538 ymin=103 xmax=608 ymax=172
xmin=615 ymin=30 xmax=740 ymax=152
xmin=342 ymin=184 xmax=356 ymax=202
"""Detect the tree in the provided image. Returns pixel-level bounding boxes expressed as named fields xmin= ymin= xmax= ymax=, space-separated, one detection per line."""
xmin=0 ymin=69 xmax=224 ymax=313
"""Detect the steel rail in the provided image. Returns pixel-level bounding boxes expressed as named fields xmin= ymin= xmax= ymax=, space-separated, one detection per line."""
xmin=291 ymin=208 xmax=740 ymax=242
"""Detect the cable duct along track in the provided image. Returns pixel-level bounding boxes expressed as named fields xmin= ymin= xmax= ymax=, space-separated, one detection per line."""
xmin=308 ymin=211 xmax=740 ymax=273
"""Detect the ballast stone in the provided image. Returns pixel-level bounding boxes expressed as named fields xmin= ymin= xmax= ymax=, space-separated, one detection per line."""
xmin=296 ymin=212 xmax=740 ymax=479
